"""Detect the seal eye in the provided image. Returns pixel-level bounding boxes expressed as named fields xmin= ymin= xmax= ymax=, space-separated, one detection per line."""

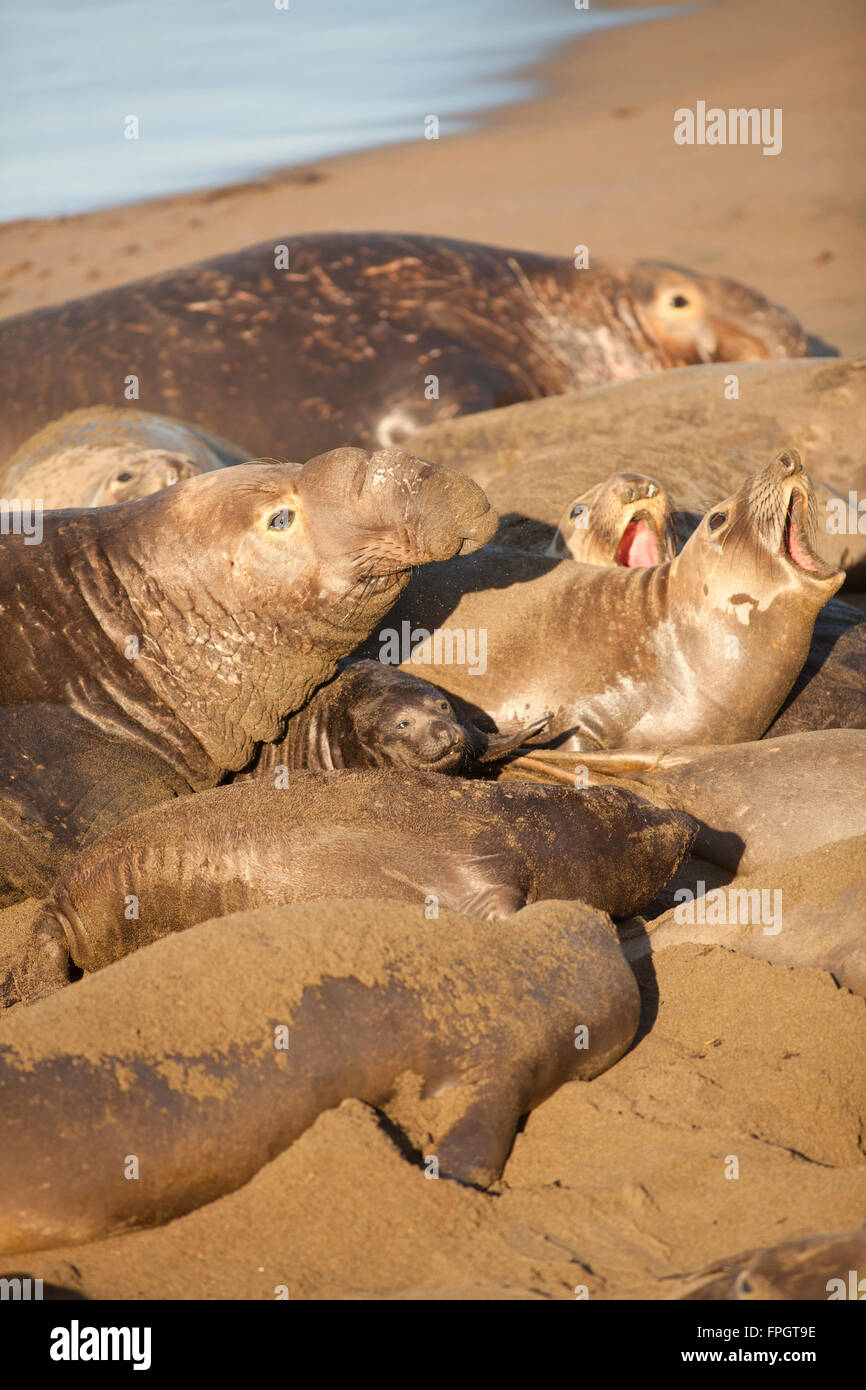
xmin=570 ymin=503 xmax=587 ymax=522
xmin=669 ymin=293 xmax=690 ymax=309
xmin=116 ymin=471 xmax=134 ymax=484
xmin=395 ymin=719 xmax=409 ymax=731
xmin=437 ymin=700 xmax=451 ymax=713
xmin=708 ymin=512 xmax=727 ymax=531
xmin=268 ymin=508 xmax=295 ymax=531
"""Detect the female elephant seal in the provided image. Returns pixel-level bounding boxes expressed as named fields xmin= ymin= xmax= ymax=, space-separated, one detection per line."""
xmin=0 ymin=448 xmax=496 ymax=901
xmin=543 ymin=472 xmax=677 ymax=566
xmin=0 ymin=897 xmax=640 ymax=1254
xmin=7 ymin=771 xmax=696 ymax=1004
xmin=0 ymin=405 xmax=248 ymax=509
xmin=510 ymin=730 xmax=866 ymax=875
xmin=0 ymin=233 xmax=806 ymax=459
xmin=373 ymin=450 xmax=845 ymax=750
xmin=235 ymin=659 xmax=546 ymax=781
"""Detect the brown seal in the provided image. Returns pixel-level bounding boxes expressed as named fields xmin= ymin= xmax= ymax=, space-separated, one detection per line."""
xmin=764 ymin=608 xmax=866 ymax=736
xmin=0 ymin=448 xmax=496 ymax=903
xmin=235 ymin=659 xmax=546 ymax=781
xmin=510 ymin=730 xmax=866 ymax=875
xmin=670 ymin=1228 xmax=866 ymax=1300
xmin=408 ymin=357 xmax=866 ymax=587
xmin=0 ymin=897 xmax=640 ymax=1254
xmin=0 ymin=406 xmax=248 ymax=509
xmin=0 ymin=233 xmax=806 ymax=460
xmin=368 ymin=450 xmax=844 ymax=750
xmin=6 ymin=770 xmax=696 ymax=1004
xmin=543 ymin=472 xmax=677 ymax=566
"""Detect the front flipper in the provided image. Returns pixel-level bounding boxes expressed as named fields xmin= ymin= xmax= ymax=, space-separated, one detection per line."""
xmin=434 ymin=1077 xmax=527 ymax=1189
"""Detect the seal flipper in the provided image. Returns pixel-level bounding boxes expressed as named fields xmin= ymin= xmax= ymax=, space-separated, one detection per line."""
xmin=0 ymin=912 xmax=71 ymax=1009
xmin=434 ymin=1078 xmax=527 ymax=1189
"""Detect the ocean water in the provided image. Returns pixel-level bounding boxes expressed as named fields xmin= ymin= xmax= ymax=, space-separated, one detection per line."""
xmin=0 ymin=0 xmax=673 ymax=222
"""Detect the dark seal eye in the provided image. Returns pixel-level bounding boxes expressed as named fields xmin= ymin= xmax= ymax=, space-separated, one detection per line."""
xmin=708 ymin=512 xmax=727 ymax=531
xmin=438 ymin=700 xmax=450 ymax=713
xmin=395 ymin=719 xmax=409 ymax=731
xmin=669 ymin=293 xmax=690 ymax=309
xmin=116 ymin=471 xmax=134 ymax=484
xmin=570 ymin=503 xmax=587 ymax=521
xmin=268 ymin=508 xmax=295 ymax=531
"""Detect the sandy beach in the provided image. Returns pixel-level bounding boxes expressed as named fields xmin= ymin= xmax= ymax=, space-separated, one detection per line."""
xmin=0 ymin=0 xmax=864 ymax=1307
xmin=1 ymin=0 xmax=864 ymax=357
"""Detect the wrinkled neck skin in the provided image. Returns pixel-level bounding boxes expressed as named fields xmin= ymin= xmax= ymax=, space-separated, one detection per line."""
xmin=521 ymin=263 xmax=667 ymax=390
xmin=42 ymin=519 xmax=407 ymax=788
xmin=259 ymin=677 xmax=365 ymax=774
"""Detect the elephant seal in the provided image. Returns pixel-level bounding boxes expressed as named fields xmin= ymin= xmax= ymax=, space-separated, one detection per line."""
xmin=0 ymin=449 xmax=496 ymax=902
xmin=543 ymin=472 xmax=677 ymax=566
xmin=510 ymin=730 xmax=866 ymax=874
xmin=0 ymin=897 xmax=640 ymax=1254
xmin=368 ymin=450 xmax=845 ymax=750
xmin=764 ymin=609 xmax=866 ymax=736
xmin=670 ymin=1228 xmax=866 ymax=1300
xmin=7 ymin=771 xmax=696 ymax=1004
xmin=0 ymin=233 xmax=806 ymax=460
xmin=236 ymin=659 xmax=546 ymax=781
xmin=0 ymin=406 xmax=248 ymax=509
xmin=408 ymin=357 xmax=866 ymax=586
xmin=621 ymin=836 xmax=866 ymax=998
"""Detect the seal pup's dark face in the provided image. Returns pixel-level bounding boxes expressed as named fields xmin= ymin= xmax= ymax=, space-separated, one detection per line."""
xmin=677 ymin=447 xmax=844 ymax=617
xmin=548 ymin=471 xmax=677 ymax=567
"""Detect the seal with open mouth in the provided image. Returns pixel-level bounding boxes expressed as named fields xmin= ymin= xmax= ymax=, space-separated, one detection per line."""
xmin=0 ymin=448 xmax=496 ymax=903
xmin=545 ymin=472 xmax=677 ymax=567
xmin=368 ymin=449 xmax=844 ymax=750
xmin=0 ymin=233 xmax=807 ymax=460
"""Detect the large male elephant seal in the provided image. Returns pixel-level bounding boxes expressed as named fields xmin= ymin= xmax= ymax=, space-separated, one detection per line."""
xmin=235 ymin=659 xmax=545 ymax=781
xmin=0 ymin=897 xmax=640 ymax=1254
xmin=0 ymin=233 xmax=806 ymax=459
xmin=541 ymin=472 xmax=677 ymax=567
xmin=0 ymin=406 xmax=248 ymax=509
xmin=510 ymin=730 xmax=866 ymax=875
xmin=0 ymin=449 xmax=496 ymax=902
xmin=368 ymin=451 xmax=844 ymax=751
xmin=7 ymin=771 xmax=696 ymax=1004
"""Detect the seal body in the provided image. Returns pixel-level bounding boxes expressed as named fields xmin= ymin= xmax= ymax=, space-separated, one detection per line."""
xmin=544 ymin=472 xmax=677 ymax=567
xmin=520 ymin=730 xmax=866 ymax=874
xmin=8 ymin=770 xmax=696 ymax=1003
xmin=0 ymin=233 xmax=806 ymax=460
xmin=0 ymin=406 xmax=248 ymax=509
xmin=370 ymin=451 xmax=845 ymax=750
xmin=0 ymin=448 xmax=496 ymax=901
xmin=235 ymin=659 xmax=546 ymax=781
xmin=0 ymin=897 xmax=640 ymax=1254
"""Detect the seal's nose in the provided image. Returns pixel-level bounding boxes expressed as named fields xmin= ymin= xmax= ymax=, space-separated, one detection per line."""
xmin=774 ymin=448 xmax=803 ymax=478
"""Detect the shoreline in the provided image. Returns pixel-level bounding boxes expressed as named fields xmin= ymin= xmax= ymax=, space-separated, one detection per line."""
xmin=1 ymin=0 xmax=863 ymax=354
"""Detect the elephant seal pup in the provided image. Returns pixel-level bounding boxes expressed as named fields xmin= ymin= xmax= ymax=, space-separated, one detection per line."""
xmin=235 ymin=659 xmax=546 ymax=781
xmin=622 ymin=837 xmax=866 ymax=998
xmin=511 ymin=730 xmax=866 ymax=874
xmin=0 ymin=232 xmax=806 ymax=459
xmin=543 ymin=472 xmax=677 ymax=567
xmin=7 ymin=771 xmax=696 ymax=1004
xmin=0 ymin=406 xmax=248 ymax=509
xmin=373 ymin=450 xmax=844 ymax=750
xmin=0 ymin=897 xmax=640 ymax=1254
xmin=0 ymin=449 xmax=496 ymax=902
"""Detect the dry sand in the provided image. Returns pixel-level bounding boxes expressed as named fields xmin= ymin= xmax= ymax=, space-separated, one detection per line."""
xmin=1 ymin=0 xmax=864 ymax=357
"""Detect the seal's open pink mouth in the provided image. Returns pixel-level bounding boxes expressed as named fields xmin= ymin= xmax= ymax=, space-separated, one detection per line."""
xmin=617 ymin=516 xmax=660 ymax=568
xmin=782 ymin=490 xmax=836 ymax=579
